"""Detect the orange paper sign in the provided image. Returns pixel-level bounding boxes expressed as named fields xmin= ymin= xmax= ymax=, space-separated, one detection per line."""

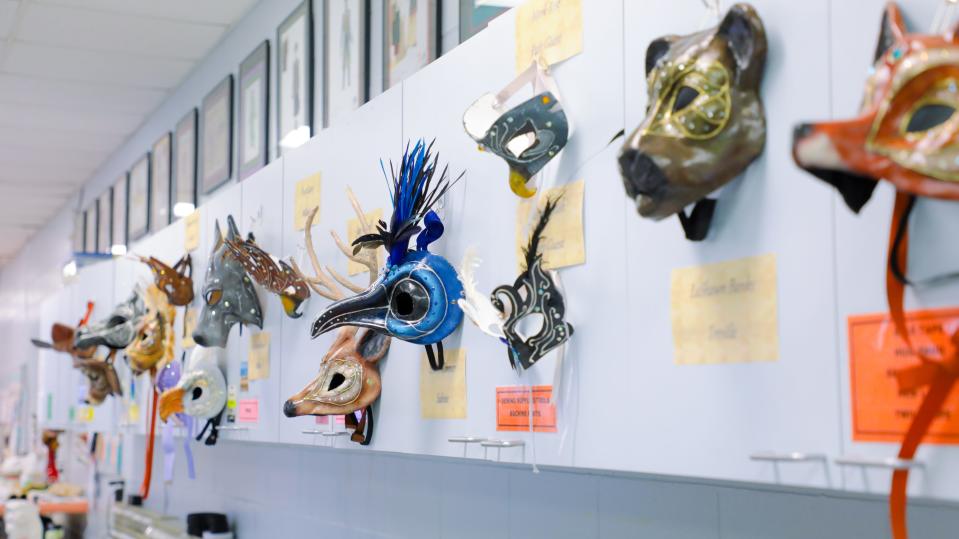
xmin=496 ymin=386 xmax=556 ymax=432
xmin=848 ymin=307 xmax=959 ymax=443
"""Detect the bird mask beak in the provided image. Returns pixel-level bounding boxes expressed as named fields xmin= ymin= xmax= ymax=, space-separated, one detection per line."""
xmin=158 ymin=387 xmax=185 ymax=422
xmin=311 ymin=284 xmax=388 ymax=338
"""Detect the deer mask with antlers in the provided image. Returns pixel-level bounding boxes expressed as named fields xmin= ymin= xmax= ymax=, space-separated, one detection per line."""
xmin=285 ymin=191 xmax=391 ymax=445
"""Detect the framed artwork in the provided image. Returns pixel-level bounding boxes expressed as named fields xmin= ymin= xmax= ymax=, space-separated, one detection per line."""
xmin=97 ymin=189 xmax=112 ymax=254
xmin=459 ymin=0 xmax=508 ymax=42
xmin=383 ymin=0 xmax=439 ymax=89
xmin=238 ymin=41 xmax=270 ymax=181
xmin=325 ymin=0 xmax=369 ymax=128
xmin=128 ymin=154 xmax=151 ymax=242
xmin=72 ymin=213 xmax=85 ymax=254
xmin=112 ymin=173 xmax=128 ymax=251
xmin=151 ymin=132 xmax=172 ymax=231
xmin=84 ymin=202 xmax=97 ymax=254
xmin=277 ymin=1 xmax=313 ymax=155
xmin=173 ymin=109 xmax=198 ymax=218
xmin=200 ymin=75 xmax=234 ymax=195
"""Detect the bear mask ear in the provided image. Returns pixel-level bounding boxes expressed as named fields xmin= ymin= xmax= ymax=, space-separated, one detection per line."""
xmin=715 ymin=3 xmax=767 ymax=89
xmin=874 ymin=3 xmax=908 ymax=62
xmin=645 ymin=36 xmax=677 ymax=76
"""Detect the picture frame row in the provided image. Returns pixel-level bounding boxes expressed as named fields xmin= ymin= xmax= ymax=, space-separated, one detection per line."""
xmin=73 ymin=0 xmax=507 ymax=255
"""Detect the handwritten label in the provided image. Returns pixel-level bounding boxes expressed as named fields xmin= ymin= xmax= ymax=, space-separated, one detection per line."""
xmin=294 ymin=173 xmax=322 ymax=230
xmin=248 ymin=331 xmax=270 ymax=380
xmin=496 ymin=386 xmax=556 ymax=432
xmin=420 ymin=348 xmax=466 ymax=419
xmin=181 ymin=308 xmax=198 ymax=349
xmin=670 ymin=254 xmax=779 ymax=364
xmin=184 ymin=210 xmax=200 ymax=252
xmin=346 ymin=208 xmax=384 ymax=276
xmin=237 ymin=399 xmax=259 ymax=423
xmin=848 ymin=308 xmax=959 ymax=443
xmin=516 ymin=179 xmax=585 ymax=271
xmin=515 ymin=0 xmax=583 ymax=73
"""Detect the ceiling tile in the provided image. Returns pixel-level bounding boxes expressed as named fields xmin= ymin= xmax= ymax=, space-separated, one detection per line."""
xmin=0 ymin=102 xmax=142 ymax=134
xmin=32 ymin=0 xmax=257 ymax=26
xmin=0 ymin=1 xmax=19 ymax=39
xmin=18 ymin=3 xmax=224 ymax=60
xmin=0 ymin=75 xmax=167 ymax=114
xmin=0 ymin=126 xmax=125 ymax=153
xmin=4 ymin=42 xmax=193 ymax=88
xmin=0 ymin=146 xmax=106 ymax=171
xmin=0 ymin=163 xmax=97 ymax=184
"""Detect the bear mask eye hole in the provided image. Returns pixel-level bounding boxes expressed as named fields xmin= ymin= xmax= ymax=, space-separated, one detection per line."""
xmin=673 ymin=86 xmax=700 ymax=112
xmin=905 ymin=103 xmax=955 ymax=133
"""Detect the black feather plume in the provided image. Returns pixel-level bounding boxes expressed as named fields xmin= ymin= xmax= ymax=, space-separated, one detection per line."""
xmin=522 ymin=194 xmax=562 ymax=272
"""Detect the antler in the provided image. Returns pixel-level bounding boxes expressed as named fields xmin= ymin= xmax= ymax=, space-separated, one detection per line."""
xmin=290 ymin=188 xmax=382 ymax=302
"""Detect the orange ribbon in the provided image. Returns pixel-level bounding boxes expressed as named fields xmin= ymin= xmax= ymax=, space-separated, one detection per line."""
xmin=139 ymin=385 xmax=159 ymax=500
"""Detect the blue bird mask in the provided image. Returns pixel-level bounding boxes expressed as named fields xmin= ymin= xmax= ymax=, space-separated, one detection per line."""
xmin=311 ymin=140 xmax=464 ymax=370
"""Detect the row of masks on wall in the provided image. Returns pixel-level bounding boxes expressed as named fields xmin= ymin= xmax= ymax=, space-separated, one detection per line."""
xmin=32 ymin=4 xmax=958 ymax=538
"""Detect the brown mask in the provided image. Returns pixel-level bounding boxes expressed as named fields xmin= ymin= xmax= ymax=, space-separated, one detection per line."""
xmin=31 ymin=302 xmax=96 ymax=359
xmin=74 ymin=353 xmax=122 ymax=406
xmin=224 ymin=233 xmax=311 ymax=319
xmin=126 ymin=285 xmax=176 ymax=376
xmin=136 ymin=254 xmax=194 ymax=307
xmin=618 ymin=3 xmax=767 ymax=240
xmin=283 ymin=327 xmax=390 ymax=445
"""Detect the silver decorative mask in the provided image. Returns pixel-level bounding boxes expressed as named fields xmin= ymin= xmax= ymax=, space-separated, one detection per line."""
xmin=74 ymin=287 xmax=146 ymax=350
xmin=192 ymin=215 xmax=263 ymax=348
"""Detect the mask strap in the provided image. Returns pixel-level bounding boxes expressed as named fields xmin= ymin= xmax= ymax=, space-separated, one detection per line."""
xmin=888 ymin=194 xmax=959 ymax=291
xmin=425 ymin=342 xmax=445 ymax=371
xmin=183 ymin=416 xmax=196 ymax=479
xmin=138 ymin=385 xmax=159 ymax=500
xmin=346 ymin=405 xmax=374 ymax=446
xmin=518 ymin=367 xmax=539 ymax=474
xmin=677 ymin=198 xmax=717 ymax=241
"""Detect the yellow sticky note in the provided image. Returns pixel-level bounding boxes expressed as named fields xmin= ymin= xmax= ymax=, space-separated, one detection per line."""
xmin=670 ymin=254 xmax=779 ymax=365
xmin=515 ymin=0 xmax=583 ymax=73
xmin=128 ymin=403 xmax=140 ymax=423
xmin=516 ymin=179 xmax=585 ymax=271
xmin=184 ymin=210 xmax=200 ymax=252
xmin=181 ymin=308 xmax=198 ymax=349
xmin=248 ymin=331 xmax=271 ymax=381
xmin=294 ymin=173 xmax=322 ymax=231
xmin=420 ymin=349 xmax=466 ymax=419
xmin=347 ymin=208 xmax=384 ymax=276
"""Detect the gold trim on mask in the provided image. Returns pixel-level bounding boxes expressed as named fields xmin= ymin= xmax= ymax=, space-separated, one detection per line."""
xmin=127 ymin=284 xmax=176 ymax=373
xmin=642 ymin=61 xmax=731 ymax=140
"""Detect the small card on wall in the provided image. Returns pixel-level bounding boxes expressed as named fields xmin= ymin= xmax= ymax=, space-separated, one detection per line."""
xmin=294 ymin=173 xmax=322 ymax=231
xmin=516 ymin=179 xmax=585 ymax=271
xmin=248 ymin=331 xmax=270 ymax=380
xmin=240 ymin=362 xmax=249 ymax=392
xmin=184 ymin=210 xmax=200 ymax=252
xmin=315 ymin=415 xmax=346 ymax=425
xmin=496 ymin=386 xmax=556 ymax=432
xmin=237 ymin=399 xmax=259 ymax=423
xmin=515 ymin=0 xmax=583 ymax=73
xmin=346 ymin=208 xmax=384 ymax=276
xmin=420 ymin=348 xmax=466 ymax=419
xmin=181 ymin=308 xmax=198 ymax=349
xmin=670 ymin=253 xmax=779 ymax=364
xmin=848 ymin=308 xmax=959 ymax=443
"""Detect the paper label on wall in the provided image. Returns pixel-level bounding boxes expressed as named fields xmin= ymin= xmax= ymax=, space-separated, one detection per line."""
xmin=240 ymin=362 xmax=249 ymax=392
xmin=420 ymin=348 xmax=466 ymax=419
xmin=80 ymin=406 xmax=94 ymax=423
xmin=516 ymin=179 xmax=585 ymax=271
xmin=248 ymin=331 xmax=270 ymax=380
xmin=181 ymin=308 xmax=198 ymax=349
xmin=347 ymin=208 xmax=384 ymax=276
xmin=496 ymin=386 xmax=556 ymax=432
xmin=848 ymin=308 xmax=959 ymax=443
xmin=670 ymin=253 xmax=779 ymax=364
xmin=315 ymin=415 xmax=346 ymax=425
xmin=184 ymin=210 xmax=200 ymax=252
xmin=128 ymin=403 xmax=140 ymax=424
xmin=294 ymin=173 xmax=322 ymax=230
xmin=515 ymin=0 xmax=583 ymax=73
xmin=237 ymin=399 xmax=259 ymax=423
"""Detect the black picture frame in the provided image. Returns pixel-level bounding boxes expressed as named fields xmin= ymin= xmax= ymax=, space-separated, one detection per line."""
xmin=128 ymin=153 xmax=152 ymax=242
xmin=150 ymin=132 xmax=173 ymax=231
xmin=83 ymin=204 xmax=97 ymax=254
xmin=112 ymin=173 xmax=128 ymax=251
xmin=72 ymin=212 xmax=85 ymax=254
xmin=199 ymin=75 xmax=235 ymax=195
xmin=276 ymin=0 xmax=314 ymax=156
xmin=382 ymin=0 xmax=440 ymax=89
xmin=97 ymin=189 xmax=112 ymax=255
xmin=172 ymin=109 xmax=198 ymax=218
xmin=238 ymin=40 xmax=271 ymax=181
xmin=324 ymin=0 xmax=370 ymax=128
xmin=458 ymin=0 xmax=508 ymax=43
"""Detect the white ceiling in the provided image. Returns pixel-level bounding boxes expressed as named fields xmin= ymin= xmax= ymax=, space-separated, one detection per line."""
xmin=0 ymin=0 xmax=257 ymax=265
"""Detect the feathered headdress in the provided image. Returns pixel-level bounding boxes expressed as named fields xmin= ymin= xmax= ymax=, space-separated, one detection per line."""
xmin=352 ymin=140 xmax=463 ymax=266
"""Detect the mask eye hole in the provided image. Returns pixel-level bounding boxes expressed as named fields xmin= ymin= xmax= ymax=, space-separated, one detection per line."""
xmin=673 ymin=86 xmax=699 ymax=112
xmin=328 ymin=373 xmax=346 ymax=391
xmin=205 ymin=289 xmax=222 ymax=306
xmin=905 ymin=103 xmax=955 ymax=133
xmin=390 ymin=279 xmax=429 ymax=322
xmin=191 ymin=387 xmax=203 ymax=400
